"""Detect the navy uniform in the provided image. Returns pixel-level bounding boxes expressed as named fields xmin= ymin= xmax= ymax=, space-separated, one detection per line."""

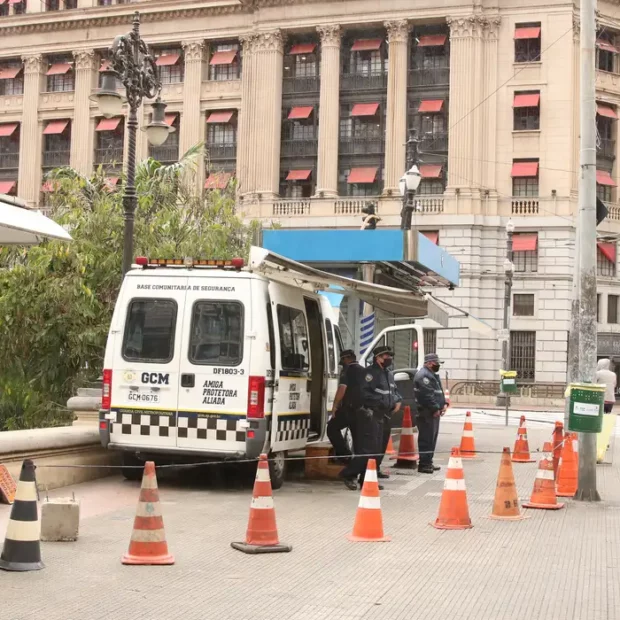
xmin=413 ymin=353 xmax=446 ymax=473
xmin=339 ymin=345 xmax=401 ymax=490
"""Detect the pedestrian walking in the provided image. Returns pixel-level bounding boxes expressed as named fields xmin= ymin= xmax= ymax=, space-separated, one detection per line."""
xmin=596 ymin=358 xmax=617 ymax=413
xmin=339 ymin=345 xmax=401 ymax=490
xmin=327 ymin=350 xmax=364 ymax=463
xmin=413 ymin=353 xmax=446 ymax=474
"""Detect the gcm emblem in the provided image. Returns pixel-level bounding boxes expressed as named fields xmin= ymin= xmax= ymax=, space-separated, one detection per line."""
xmin=141 ymin=372 xmax=170 ymax=385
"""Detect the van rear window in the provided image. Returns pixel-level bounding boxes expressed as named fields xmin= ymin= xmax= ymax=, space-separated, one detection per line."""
xmin=122 ymin=299 xmax=177 ymax=363
xmin=189 ymin=301 xmax=243 ymax=366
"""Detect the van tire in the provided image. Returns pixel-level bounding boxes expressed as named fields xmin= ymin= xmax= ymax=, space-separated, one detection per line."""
xmin=121 ymin=453 xmax=144 ymax=481
xmin=268 ymin=451 xmax=287 ymax=490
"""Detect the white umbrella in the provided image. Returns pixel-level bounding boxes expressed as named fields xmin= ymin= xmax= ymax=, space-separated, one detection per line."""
xmin=0 ymin=194 xmax=72 ymax=245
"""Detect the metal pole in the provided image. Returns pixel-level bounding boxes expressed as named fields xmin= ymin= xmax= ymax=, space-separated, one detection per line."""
xmin=122 ymin=105 xmax=138 ymax=276
xmin=574 ymin=0 xmax=600 ymax=502
xmin=502 ymin=227 xmax=513 ymax=425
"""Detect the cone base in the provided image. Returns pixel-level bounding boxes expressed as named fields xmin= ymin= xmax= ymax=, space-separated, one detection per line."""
xmin=431 ymin=520 xmax=473 ymax=530
xmin=122 ymin=553 xmax=175 ymax=565
xmin=523 ymin=501 xmax=565 ymax=510
xmin=487 ymin=513 xmax=529 ymax=521
xmin=511 ymin=458 xmax=536 ymax=463
xmin=346 ymin=534 xmax=391 ymax=542
xmin=231 ymin=541 xmax=292 ymax=554
xmin=557 ymin=490 xmax=577 ymax=497
xmin=0 ymin=559 xmax=45 ymax=572
xmin=459 ymin=454 xmax=479 ymax=460
xmin=394 ymin=459 xmax=418 ymax=469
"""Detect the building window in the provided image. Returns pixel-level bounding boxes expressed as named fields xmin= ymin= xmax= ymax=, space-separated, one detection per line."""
xmin=45 ymin=55 xmax=74 ymax=92
xmin=209 ymin=42 xmax=240 ymax=81
xmin=597 ymin=243 xmax=617 ymax=277
xmin=609 ymin=295 xmax=619 ymax=324
xmin=280 ymin=170 xmax=313 ymax=198
xmin=596 ymin=34 xmax=618 ymax=73
xmin=597 ymin=294 xmax=601 ymax=322
xmin=418 ymin=164 xmax=445 ymax=195
xmin=596 ymin=169 xmax=616 ymax=202
xmin=207 ymin=121 xmax=236 ymax=145
xmin=511 ymin=160 xmax=539 ymax=197
xmin=341 ymin=37 xmax=388 ymax=87
xmin=149 ymin=114 xmax=179 ymax=164
xmin=340 ymin=167 xmax=381 ymax=196
xmin=597 ymin=184 xmax=613 ymax=203
xmin=512 ymin=233 xmax=538 ymax=273
xmin=42 ymin=120 xmax=71 ymax=169
xmin=510 ymin=331 xmax=536 ymax=382
xmin=0 ymin=62 xmax=24 ymax=96
xmin=46 ymin=0 xmax=76 ymax=10
xmin=423 ymin=328 xmax=437 ymax=354
xmin=513 ymin=294 xmax=535 ymax=317
xmin=284 ymin=42 xmax=318 ymax=78
xmin=94 ymin=117 xmax=124 ymax=170
xmin=514 ymin=24 xmax=541 ymax=63
xmin=513 ymin=92 xmax=540 ymax=130
xmin=154 ymin=49 xmax=184 ymax=84
xmin=339 ymin=103 xmax=383 ymax=141
xmin=12 ymin=1 xmax=27 ymax=13
xmin=0 ymin=123 xmax=20 ymax=175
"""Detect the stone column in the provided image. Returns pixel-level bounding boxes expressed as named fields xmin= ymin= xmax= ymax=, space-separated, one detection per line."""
xmin=18 ymin=55 xmax=42 ymax=206
xmin=572 ymin=18 xmax=581 ymax=200
xmin=181 ymin=40 xmax=205 ymax=190
xmin=481 ymin=17 xmax=500 ymax=200
xmin=71 ymin=50 xmax=96 ymax=176
xmin=383 ymin=20 xmax=409 ymax=195
xmin=237 ymin=34 xmax=257 ymax=195
xmin=253 ymin=31 xmax=284 ymax=199
xmin=315 ymin=25 xmax=341 ymax=198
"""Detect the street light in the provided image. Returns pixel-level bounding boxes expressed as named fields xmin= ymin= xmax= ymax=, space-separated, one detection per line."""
xmin=498 ymin=219 xmax=515 ymax=420
xmin=90 ymin=11 xmax=173 ymax=276
xmin=399 ymin=131 xmax=421 ymax=231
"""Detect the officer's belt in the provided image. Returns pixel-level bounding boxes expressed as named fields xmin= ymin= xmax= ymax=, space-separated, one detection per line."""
xmin=374 ymin=388 xmax=390 ymax=395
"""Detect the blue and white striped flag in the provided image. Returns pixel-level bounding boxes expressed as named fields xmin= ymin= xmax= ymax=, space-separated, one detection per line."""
xmin=359 ymin=312 xmax=375 ymax=355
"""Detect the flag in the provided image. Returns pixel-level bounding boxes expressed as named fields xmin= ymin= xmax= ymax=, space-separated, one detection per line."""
xmin=360 ymin=312 xmax=375 ymax=354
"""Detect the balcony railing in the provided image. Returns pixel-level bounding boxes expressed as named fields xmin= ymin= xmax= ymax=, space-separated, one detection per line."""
xmin=340 ymin=72 xmax=387 ymax=91
xmin=207 ymin=143 xmax=237 ymax=160
xmin=280 ymin=139 xmax=318 ymax=157
xmin=511 ymin=198 xmax=539 ymax=215
xmin=283 ymin=76 xmax=320 ymax=94
xmin=273 ymin=200 xmax=311 ymax=216
xmin=598 ymin=138 xmax=616 ymax=159
xmin=414 ymin=197 xmax=444 ymax=214
xmin=338 ymin=137 xmax=384 ymax=155
xmin=0 ymin=152 xmax=19 ymax=169
xmin=334 ymin=198 xmax=376 ymax=215
xmin=408 ymin=67 xmax=450 ymax=88
xmin=94 ymin=147 xmax=123 ymax=165
xmin=604 ymin=202 xmax=620 ymax=221
xmin=419 ymin=132 xmax=448 ymax=153
xmin=42 ymin=149 xmax=70 ymax=168
xmin=149 ymin=145 xmax=179 ymax=164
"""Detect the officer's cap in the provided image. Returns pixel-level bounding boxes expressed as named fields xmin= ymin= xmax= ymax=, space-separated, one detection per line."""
xmin=339 ymin=349 xmax=356 ymax=360
xmin=373 ymin=345 xmax=394 ymax=358
xmin=424 ymin=353 xmax=443 ymax=364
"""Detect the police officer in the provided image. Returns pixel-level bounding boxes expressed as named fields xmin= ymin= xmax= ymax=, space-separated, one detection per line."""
xmin=413 ymin=353 xmax=447 ymax=474
xmin=327 ymin=349 xmax=364 ymax=463
xmin=339 ymin=345 xmax=401 ymax=490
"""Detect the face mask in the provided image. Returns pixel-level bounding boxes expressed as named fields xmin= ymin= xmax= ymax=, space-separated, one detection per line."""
xmin=383 ymin=356 xmax=394 ymax=368
xmin=430 ymin=363 xmax=440 ymax=372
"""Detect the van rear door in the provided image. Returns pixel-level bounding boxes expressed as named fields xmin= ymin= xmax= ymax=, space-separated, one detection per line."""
xmin=175 ymin=277 xmax=251 ymax=454
xmin=109 ymin=275 xmax=186 ymax=449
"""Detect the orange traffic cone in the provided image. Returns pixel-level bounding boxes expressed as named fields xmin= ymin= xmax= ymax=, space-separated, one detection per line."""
xmin=386 ymin=435 xmax=396 ymax=459
xmin=488 ymin=448 xmax=528 ymax=520
xmin=122 ymin=462 xmax=174 ymax=565
xmin=523 ymin=442 xmax=565 ymax=510
xmin=552 ymin=421 xmax=564 ymax=480
xmin=432 ymin=447 xmax=473 ymax=529
xmin=557 ymin=432 xmax=578 ymax=497
xmin=459 ymin=411 xmax=478 ymax=459
xmin=394 ymin=406 xmax=418 ymax=469
xmin=231 ymin=454 xmax=292 ymax=554
xmin=512 ymin=416 xmax=535 ymax=463
xmin=347 ymin=459 xmax=390 ymax=542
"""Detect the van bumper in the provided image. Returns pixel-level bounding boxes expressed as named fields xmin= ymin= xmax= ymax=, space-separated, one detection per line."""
xmin=99 ymin=410 xmax=111 ymax=448
xmin=245 ymin=417 xmax=269 ymax=459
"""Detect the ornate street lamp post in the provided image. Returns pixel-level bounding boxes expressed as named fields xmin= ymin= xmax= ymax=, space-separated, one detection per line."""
xmin=90 ymin=11 xmax=173 ymax=275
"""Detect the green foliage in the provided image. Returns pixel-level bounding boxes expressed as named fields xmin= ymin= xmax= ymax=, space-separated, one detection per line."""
xmin=0 ymin=148 xmax=259 ymax=430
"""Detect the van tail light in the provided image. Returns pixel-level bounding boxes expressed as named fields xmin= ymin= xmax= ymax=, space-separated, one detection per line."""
xmin=102 ymin=369 xmax=112 ymax=410
xmin=247 ymin=376 xmax=265 ymax=419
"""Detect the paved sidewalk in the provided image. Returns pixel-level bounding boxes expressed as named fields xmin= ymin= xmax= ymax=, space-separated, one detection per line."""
xmin=2 ymin=418 xmax=620 ymax=620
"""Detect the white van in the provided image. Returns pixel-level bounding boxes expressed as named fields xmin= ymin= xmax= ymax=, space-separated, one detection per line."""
xmin=99 ymin=247 xmax=430 ymax=487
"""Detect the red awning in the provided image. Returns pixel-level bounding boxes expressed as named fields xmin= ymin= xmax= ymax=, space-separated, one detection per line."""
xmin=99 ymin=60 xmax=111 ymax=72
xmin=422 ymin=231 xmax=439 ymax=244
xmin=417 ymin=34 xmax=447 ymax=47
xmin=597 ymin=40 xmax=620 ymax=54
xmin=209 ymin=51 xmax=237 ymax=66
xmin=596 ymin=169 xmax=617 ymax=187
xmin=598 ymin=242 xmax=617 ymax=264
xmin=420 ymin=164 xmax=442 ymax=178
xmin=418 ymin=99 xmax=444 ymax=113
xmin=8 ymin=0 xmax=22 ymax=4
xmin=0 ymin=67 xmax=22 ymax=80
xmin=206 ymin=110 xmax=234 ymax=124
xmin=351 ymin=102 xmax=379 ymax=117
xmin=351 ymin=39 xmax=382 ymax=52
xmin=514 ymin=27 xmax=541 ymax=40
xmin=348 ymin=167 xmax=377 ymax=184
xmin=41 ymin=181 xmax=58 ymax=193
xmin=0 ymin=1 xmax=7 ymax=5
xmin=96 ymin=117 xmax=121 ymax=132
xmin=0 ymin=123 xmax=18 ymax=137
xmin=43 ymin=120 xmax=69 ymax=135
xmin=0 ymin=181 xmax=16 ymax=194
xmin=288 ymin=106 xmax=313 ymax=120
xmin=511 ymin=161 xmax=538 ymax=177
xmin=513 ymin=93 xmax=540 ymax=108
xmin=286 ymin=169 xmax=312 ymax=181
xmin=205 ymin=172 xmax=232 ymax=190
xmin=289 ymin=43 xmax=316 ymax=55
xmin=105 ymin=177 xmax=120 ymax=187
xmin=46 ymin=63 xmax=72 ymax=76
xmin=597 ymin=103 xmax=618 ymax=119
xmin=155 ymin=54 xmax=180 ymax=67
xmin=512 ymin=234 xmax=538 ymax=252
xmin=164 ymin=113 xmax=177 ymax=127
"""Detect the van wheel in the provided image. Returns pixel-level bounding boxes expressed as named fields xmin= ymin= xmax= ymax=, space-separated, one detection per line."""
xmin=121 ymin=453 xmax=144 ymax=481
xmin=268 ymin=451 xmax=287 ymax=490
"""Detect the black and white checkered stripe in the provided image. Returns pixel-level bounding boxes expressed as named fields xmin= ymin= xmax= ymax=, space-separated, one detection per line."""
xmin=275 ymin=416 xmax=311 ymax=443
xmin=177 ymin=414 xmax=245 ymax=443
xmin=112 ymin=411 xmax=173 ymax=437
